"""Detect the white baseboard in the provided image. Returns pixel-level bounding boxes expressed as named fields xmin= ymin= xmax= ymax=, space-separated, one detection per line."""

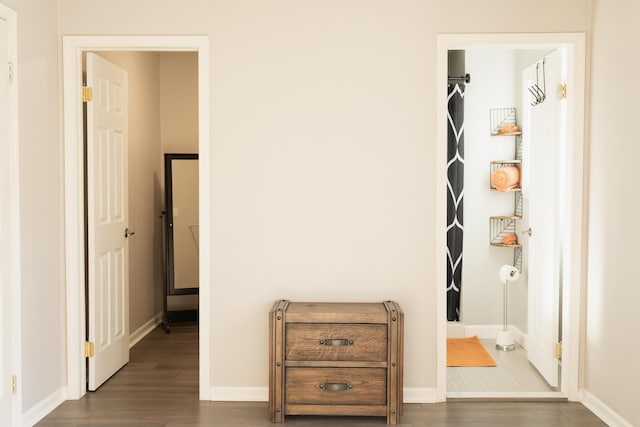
xmin=447 ymin=322 xmax=466 ymax=338
xmin=506 ymin=325 xmax=527 ymax=350
xmin=403 ymin=387 xmax=437 ymax=403
xmin=463 ymin=324 xmax=501 ymax=339
xmin=447 ymin=391 xmax=564 ymax=399
xmin=22 ymin=387 xmax=66 ymax=427
xmin=211 ymin=387 xmax=269 ymax=402
xmin=579 ymin=389 xmax=633 ymax=427
xmin=452 ymin=324 xmax=528 ymax=350
xmin=129 ymin=312 xmax=163 ymax=349
xmin=209 ymin=386 xmax=437 ymax=404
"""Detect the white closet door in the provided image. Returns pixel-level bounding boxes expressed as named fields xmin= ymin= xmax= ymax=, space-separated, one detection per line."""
xmin=0 ymin=6 xmax=20 ymax=424
xmin=523 ymin=48 xmax=567 ymax=388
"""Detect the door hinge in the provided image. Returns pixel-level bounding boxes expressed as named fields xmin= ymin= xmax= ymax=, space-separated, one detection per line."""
xmin=559 ymin=83 xmax=567 ymax=100
xmin=82 ymin=86 xmax=93 ymax=102
xmin=555 ymin=341 xmax=563 ymax=360
xmin=8 ymin=62 xmax=14 ymax=83
xmin=10 ymin=375 xmax=17 ymax=395
xmin=85 ymin=341 xmax=95 ymax=358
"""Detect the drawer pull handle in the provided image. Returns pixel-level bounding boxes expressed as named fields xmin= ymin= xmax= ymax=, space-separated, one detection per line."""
xmin=318 ymin=383 xmax=353 ymax=391
xmin=319 ymin=339 xmax=353 ymax=346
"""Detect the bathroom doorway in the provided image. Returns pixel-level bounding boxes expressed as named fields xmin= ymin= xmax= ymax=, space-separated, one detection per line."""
xmin=436 ymin=33 xmax=587 ymax=401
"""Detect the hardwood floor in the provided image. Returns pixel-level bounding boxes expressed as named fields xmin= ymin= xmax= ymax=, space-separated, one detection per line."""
xmin=38 ymin=324 xmax=606 ymax=426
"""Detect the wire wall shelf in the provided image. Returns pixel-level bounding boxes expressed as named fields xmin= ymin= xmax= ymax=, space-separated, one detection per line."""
xmin=513 ymin=247 xmax=522 ymax=271
xmin=489 ymin=106 xmax=524 ymax=273
xmin=515 ymin=135 xmax=523 ymax=160
xmin=490 ymin=107 xmax=521 ymax=136
xmin=514 ymin=192 xmax=523 ymax=217
xmin=490 ymin=216 xmax=522 ymax=248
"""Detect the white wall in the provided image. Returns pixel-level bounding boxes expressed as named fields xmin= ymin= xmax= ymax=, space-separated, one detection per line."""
xmin=4 ymin=1 xmax=594 ymax=418
xmin=26 ymin=1 xmax=640 ymax=424
xmin=55 ymin=0 xmax=592 ymax=396
xmin=461 ymin=49 xmax=522 ymax=327
xmin=15 ymin=0 xmax=65 ymax=414
xmin=159 ymin=53 xmax=199 ymax=310
xmin=160 ymin=52 xmax=198 ymax=154
xmin=587 ymin=0 xmax=640 ymax=425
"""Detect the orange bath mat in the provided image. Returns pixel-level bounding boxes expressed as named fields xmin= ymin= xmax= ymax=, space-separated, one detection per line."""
xmin=447 ymin=336 xmax=497 ymax=367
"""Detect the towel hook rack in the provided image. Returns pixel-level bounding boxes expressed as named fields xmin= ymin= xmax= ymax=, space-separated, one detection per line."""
xmin=529 ymin=58 xmax=546 ymax=106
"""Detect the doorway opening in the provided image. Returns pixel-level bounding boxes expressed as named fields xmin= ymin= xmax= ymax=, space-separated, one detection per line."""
xmin=63 ymin=36 xmax=211 ymax=400
xmin=436 ymin=33 xmax=587 ymax=401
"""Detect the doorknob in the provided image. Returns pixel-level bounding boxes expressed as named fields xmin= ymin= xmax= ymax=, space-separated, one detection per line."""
xmin=124 ymin=228 xmax=136 ymax=238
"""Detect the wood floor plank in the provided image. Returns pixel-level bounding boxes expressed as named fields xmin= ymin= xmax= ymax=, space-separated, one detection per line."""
xmin=37 ymin=324 xmax=606 ymax=426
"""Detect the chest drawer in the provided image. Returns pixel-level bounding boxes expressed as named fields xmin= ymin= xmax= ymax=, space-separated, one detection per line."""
xmin=269 ymin=300 xmax=403 ymax=424
xmin=285 ymin=367 xmax=386 ymax=405
xmin=285 ymin=323 xmax=387 ymax=361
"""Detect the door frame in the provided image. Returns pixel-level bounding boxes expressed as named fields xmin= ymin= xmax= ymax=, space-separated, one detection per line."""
xmin=62 ymin=35 xmax=211 ymax=400
xmin=435 ymin=33 xmax=587 ymax=401
xmin=0 ymin=3 xmax=22 ymax=425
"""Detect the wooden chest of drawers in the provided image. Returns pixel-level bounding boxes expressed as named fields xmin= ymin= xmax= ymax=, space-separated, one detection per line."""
xmin=269 ymin=300 xmax=403 ymax=424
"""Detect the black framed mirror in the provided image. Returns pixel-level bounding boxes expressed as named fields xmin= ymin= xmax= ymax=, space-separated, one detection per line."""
xmin=162 ymin=153 xmax=199 ymax=329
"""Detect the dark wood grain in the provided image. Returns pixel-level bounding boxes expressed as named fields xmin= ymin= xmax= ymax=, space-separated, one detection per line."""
xmin=270 ymin=299 xmax=288 ymax=422
xmin=285 ymin=367 xmax=386 ymax=405
xmin=271 ymin=301 xmax=403 ymax=423
xmin=37 ymin=322 xmax=607 ymax=426
xmin=285 ymin=302 xmax=389 ymax=323
xmin=286 ymin=323 xmax=387 ymax=361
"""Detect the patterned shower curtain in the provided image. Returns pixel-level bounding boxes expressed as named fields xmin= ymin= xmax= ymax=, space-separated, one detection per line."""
xmin=447 ymin=83 xmax=465 ymax=321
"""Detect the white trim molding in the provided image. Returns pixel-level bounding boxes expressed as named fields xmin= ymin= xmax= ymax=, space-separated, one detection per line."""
xmin=448 ymin=391 xmax=564 ymax=400
xmin=209 ymin=387 xmax=438 ymax=404
xmin=21 ymin=387 xmax=66 ymax=427
xmin=403 ymin=387 xmax=438 ymax=404
xmin=62 ymin=35 xmax=211 ymax=401
xmin=454 ymin=324 xmax=528 ymax=350
xmin=580 ymin=390 xmax=633 ymax=427
xmin=211 ymin=387 xmax=269 ymax=402
xmin=129 ymin=312 xmax=164 ymax=349
xmin=0 ymin=4 xmax=22 ymax=427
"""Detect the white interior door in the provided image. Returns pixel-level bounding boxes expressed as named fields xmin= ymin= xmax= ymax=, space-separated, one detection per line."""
xmin=86 ymin=52 xmax=130 ymax=391
xmin=0 ymin=13 xmax=13 ymax=424
xmin=0 ymin=7 xmax=20 ymax=424
xmin=522 ymin=49 xmax=567 ymax=387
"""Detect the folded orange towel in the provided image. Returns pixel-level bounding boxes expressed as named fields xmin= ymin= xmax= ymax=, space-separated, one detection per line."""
xmin=491 ymin=166 xmax=520 ymax=191
xmin=500 ymin=123 xmax=520 ymax=134
xmin=502 ymin=234 xmax=518 ymax=245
